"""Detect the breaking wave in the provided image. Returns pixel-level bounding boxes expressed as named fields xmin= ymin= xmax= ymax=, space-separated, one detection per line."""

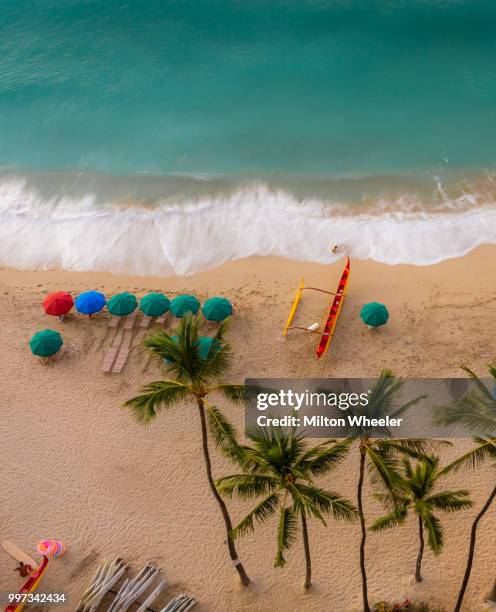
xmin=1 ymin=171 xmax=496 ymax=276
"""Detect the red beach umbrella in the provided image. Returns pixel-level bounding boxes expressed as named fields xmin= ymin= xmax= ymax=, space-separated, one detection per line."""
xmin=43 ymin=292 xmax=74 ymax=317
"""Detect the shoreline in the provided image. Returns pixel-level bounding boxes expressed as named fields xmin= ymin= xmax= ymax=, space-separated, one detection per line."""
xmin=3 ymin=172 xmax=496 ymax=275
xmin=2 ymin=247 xmax=496 ymax=610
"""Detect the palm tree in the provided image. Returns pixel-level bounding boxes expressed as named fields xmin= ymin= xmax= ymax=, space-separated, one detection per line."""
xmin=124 ymin=314 xmax=251 ymax=586
xmin=342 ymin=370 xmax=430 ymax=612
xmin=370 ymin=455 xmax=472 ymax=582
xmin=436 ymin=365 xmax=496 ymax=612
xmin=216 ymin=426 xmax=357 ymax=590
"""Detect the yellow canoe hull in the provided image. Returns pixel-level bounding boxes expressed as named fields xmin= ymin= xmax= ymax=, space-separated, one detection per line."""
xmin=282 ymin=279 xmax=304 ymax=336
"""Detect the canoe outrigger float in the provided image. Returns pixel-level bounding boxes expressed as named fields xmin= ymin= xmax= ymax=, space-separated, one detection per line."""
xmin=283 ymin=257 xmax=350 ymax=358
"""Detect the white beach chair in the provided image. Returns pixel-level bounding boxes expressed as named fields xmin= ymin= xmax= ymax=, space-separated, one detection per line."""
xmin=136 ymin=579 xmax=167 ymax=612
xmin=108 ymin=563 xmax=161 ymax=612
xmin=76 ymin=558 xmax=127 ymax=612
xmin=160 ymin=593 xmax=197 ymax=612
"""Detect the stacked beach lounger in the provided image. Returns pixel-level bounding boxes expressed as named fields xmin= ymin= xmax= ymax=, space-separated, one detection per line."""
xmin=76 ymin=558 xmax=196 ymax=612
xmin=102 ymin=312 xmax=168 ymax=374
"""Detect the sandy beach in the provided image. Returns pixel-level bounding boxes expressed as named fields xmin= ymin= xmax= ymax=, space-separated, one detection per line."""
xmin=2 ymin=247 xmax=496 ymax=611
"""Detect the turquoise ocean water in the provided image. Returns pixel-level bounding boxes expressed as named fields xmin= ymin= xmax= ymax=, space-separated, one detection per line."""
xmin=1 ymin=0 xmax=496 ymax=274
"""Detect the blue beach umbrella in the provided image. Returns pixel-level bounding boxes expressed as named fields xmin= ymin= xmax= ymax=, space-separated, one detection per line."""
xmin=75 ymin=290 xmax=106 ymax=315
xmin=360 ymin=302 xmax=389 ymax=327
xmin=170 ymin=294 xmax=200 ymax=318
xmin=202 ymin=296 xmax=233 ymax=322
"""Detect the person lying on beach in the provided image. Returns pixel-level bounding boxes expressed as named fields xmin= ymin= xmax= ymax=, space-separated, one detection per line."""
xmin=14 ymin=561 xmax=32 ymax=577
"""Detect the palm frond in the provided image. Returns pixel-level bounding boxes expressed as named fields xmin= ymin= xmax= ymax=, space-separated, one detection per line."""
xmin=288 ymin=484 xmax=326 ymax=526
xmin=296 ymin=438 xmax=352 ymax=476
xmin=143 ymin=329 xmax=183 ymax=363
xmin=199 ymin=342 xmax=232 ymax=381
xmin=422 ymin=512 xmax=443 ymax=554
xmin=372 ymin=490 xmax=409 ymax=511
xmin=231 ymin=492 xmax=280 ymax=539
xmin=462 ymin=365 xmax=496 ymax=403
xmin=425 ymin=490 xmax=473 ymax=513
xmin=214 ymin=384 xmax=247 ymax=405
xmin=206 ymin=405 xmax=249 ymax=467
xmin=196 ymin=319 xmax=232 ymax=381
xmin=297 ymin=484 xmax=358 ymax=522
xmin=343 ymin=371 xmax=424 ymax=439
xmin=435 ymin=399 xmax=496 ymax=436
xmin=370 ymin=506 xmax=408 ymax=532
xmin=389 ymin=395 xmax=427 ymax=419
xmin=206 ymin=405 xmax=238 ymax=446
xmin=435 ymin=365 xmax=496 ymax=436
xmin=274 ymin=505 xmax=298 ymax=568
xmin=365 ymin=444 xmax=403 ymax=492
xmin=440 ymin=437 xmax=496 ymax=474
xmin=379 ymin=439 xmax=445 ymax=459
xmin=124 ymin=380 xmax=190 ymax=423
xmin=215 ymin=474 xmax=280 ymax=499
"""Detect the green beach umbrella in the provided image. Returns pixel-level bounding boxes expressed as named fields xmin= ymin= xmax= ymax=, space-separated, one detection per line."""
xmin=107 ymin=292 xmax=138 ymax=316
xmin=202 ymin=296 xmax=233 ymax=321
xmin=197 ymin=336 xmax=218 ymax=359
xmin=139 ymin=292 xmax=170 ymax=317
xmin=168 ymin=335 xmax=218 ymax=361
xmin=29 ymin=329 xmax=63 ymax=357
xmin=170 ymin=294 xmax=200 ymax=318
xmin=360 ymin=302 xmax=389 ymax=327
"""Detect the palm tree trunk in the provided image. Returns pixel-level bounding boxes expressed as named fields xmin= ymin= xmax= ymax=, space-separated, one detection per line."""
xmin=357 ymin=444 xmax=371 ymax=612
xmin=415 ymin=516 xmax=424 ymax=582
xmin=197 ymin=400 xmax=251 ymax=586
xmin=454 ymin=481 xmax=496 ymax=612
xmin=301 ymin=511 xmax=312 ymax=590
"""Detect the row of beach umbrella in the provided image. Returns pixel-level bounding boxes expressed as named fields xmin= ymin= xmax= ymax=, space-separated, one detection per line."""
xmin=42 ymin=291 xmax=233 ymax=321
xmin=31 ymin=301 xmax=388 ymax=359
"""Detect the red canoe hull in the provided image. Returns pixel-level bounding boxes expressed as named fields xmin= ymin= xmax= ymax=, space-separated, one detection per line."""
xmin=5 ymin=556 xmax=49 ymax=612
xmin=315 ymin=258 xmax=350 ymax=359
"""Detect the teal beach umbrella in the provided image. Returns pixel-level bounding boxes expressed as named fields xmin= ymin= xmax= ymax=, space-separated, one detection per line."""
xmin=168 ymin=335 xmax=218 ymax=360
xmin=202 ymin=296 xmax=233 ymax=321
xmin=29 ymin=329 xmax=63 ymax=357
xmin=197 ymin=336 xmax=218 ymax=359
xmin=107 ymin=292 xmax=138 ymax=316
xmin=360 ymin=302 xmax=389 ymax=327
xmin=140 ymin=293 xmax=170 ymax=317
xmin=170 ymin=294 xmax=200 ymax=318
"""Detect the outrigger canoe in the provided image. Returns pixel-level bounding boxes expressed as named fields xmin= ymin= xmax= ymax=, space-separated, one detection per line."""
xmin=5 ymin=556 xmax=49 ymax=612
xmin=315 ymin=257 xmax=350 ymax=358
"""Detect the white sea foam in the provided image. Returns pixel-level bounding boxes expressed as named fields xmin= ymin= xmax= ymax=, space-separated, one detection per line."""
xmin=1 ymin=176 xmax=496 ymax=276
